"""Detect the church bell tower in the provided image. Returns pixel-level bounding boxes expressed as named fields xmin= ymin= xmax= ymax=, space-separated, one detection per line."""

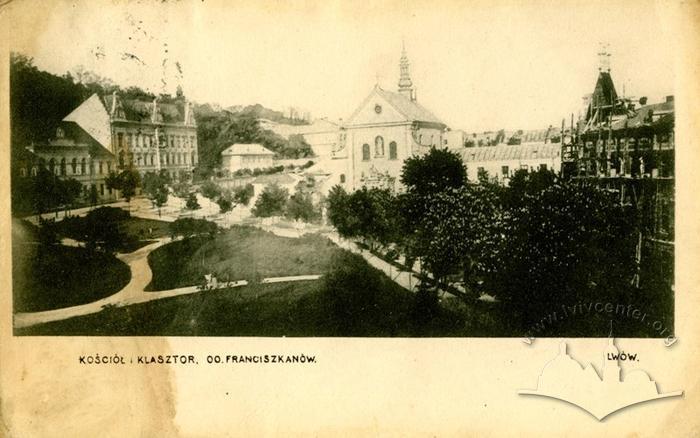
xmin=398 ymin=43 xmax=415 ymax=101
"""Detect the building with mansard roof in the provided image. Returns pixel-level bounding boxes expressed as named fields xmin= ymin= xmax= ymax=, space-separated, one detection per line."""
xmin=15 ymin=90 xmax=201 ymax=204
xmin=101 ymin=91 xmax=198 ymax=179
xmin=16 ymin=94 xmax=119 ymax=202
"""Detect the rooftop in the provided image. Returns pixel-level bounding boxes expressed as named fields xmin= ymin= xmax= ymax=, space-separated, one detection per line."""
xmin=458 ymin=143 xmax=561 ymax=162
xmin=375 ymin=87 xmax=445 ymax=125
xmin=221 ymin=143 xmax=275 ymax=156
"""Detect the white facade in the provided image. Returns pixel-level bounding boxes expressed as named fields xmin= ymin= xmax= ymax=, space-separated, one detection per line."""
xmin=221 ymin=143 xmax=274 ymax=173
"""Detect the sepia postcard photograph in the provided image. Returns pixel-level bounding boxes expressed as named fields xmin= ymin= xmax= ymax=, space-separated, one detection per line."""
xmin=1 ymin=0 xmax=699 ymax=436
xmin=7 ymin=0 xmax=677 ymax=339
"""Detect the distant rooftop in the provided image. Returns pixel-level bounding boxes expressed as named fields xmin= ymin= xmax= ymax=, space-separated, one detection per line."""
xmin=458 ymin=143 xmax=561 ymax=162
xmin=221 ymin=143 xmax=275 ymax=156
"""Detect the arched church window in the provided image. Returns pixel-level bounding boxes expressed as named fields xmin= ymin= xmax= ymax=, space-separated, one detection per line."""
xmin=375 ymin=136 xmax=384 ymax=156
xmin=362 ymin=144 xmax=370 ymax=161
xmin=389 ymin=141 xmax=397 ymax=160
xmin=31 ymin=167 xmax=38 ymax=176
xmin=71 ymin=158 xmax=77 ymax=174
xmin=80 ymin=158 xmax=86 ymax=175
xmin=60 ymin=158 xmax=66 ymax=176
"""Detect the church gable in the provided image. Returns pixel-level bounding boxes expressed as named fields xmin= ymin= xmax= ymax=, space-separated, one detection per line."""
xmin=345 ymin=87 xmax=411 ymax=126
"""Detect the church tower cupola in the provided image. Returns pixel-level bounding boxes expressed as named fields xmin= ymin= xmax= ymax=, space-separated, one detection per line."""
xmin=398 ymin=42 xmax=415 ymax=101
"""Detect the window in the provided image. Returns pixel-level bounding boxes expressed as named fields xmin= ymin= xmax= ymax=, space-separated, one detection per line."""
xmin=60 ymin=158 xmax=66 ymax=176
xmin=56 ymin=127 xmax=65 ymax=138
xmin=100 ymin=184 xmax=105 ymax=196
xmin=340 ymin=174 xmax=346 ymax=183
xmin=80 ymin=158 xmax=86 ymax=175
xmin=49 ymin=158 xmax=56 ymax=175
xmin=362 ymin=143 xmax=370 ymax=161
xmin=31 ymin=166 xmax=38 ymax=176
xmin=117 ymin=133 xmax=124 ymax=149
xmin=389 ymin=141 xmax=397 ymax=160
xmin=501 ymin=166 xmax=509 ymax=176
xmin=539 ymin=164 xmax=547 ymax=171
xmin=99 ymin=161 xmax=103 ymax=174
xmin=375 ymin=136 xmax=384 ymax=156
xmin=107 ymin=162 xmax=112 ymax=173
xmin=119 ymin=151 xmax=125 ymax=168
xmin=20 ymin=167 xmax=27 ymax=177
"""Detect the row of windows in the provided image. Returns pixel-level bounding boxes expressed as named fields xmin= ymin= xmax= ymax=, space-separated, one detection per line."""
xmin=476 ymin=163 xmax=548 ymax=178
xmin=362 ymin=136 xmax=398 ymax=161
xmin=30 ymin=157 xmax=115 ymax=177
xmin=117 ymin=151 xmax=197 ymax=168
xmin=116 ymin=132 xmax=196 ymax=150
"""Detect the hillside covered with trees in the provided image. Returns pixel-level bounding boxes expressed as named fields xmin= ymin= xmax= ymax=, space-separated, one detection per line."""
xmin=10 ymin=52 xmax=314 ymax=180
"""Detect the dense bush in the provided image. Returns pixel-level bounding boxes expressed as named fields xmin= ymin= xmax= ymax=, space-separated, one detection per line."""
xmin=252 ymin=183 xmax=289 ymax=217
xmin=233 ymin=184 xmax=254 ymax=206
xmin=169 ymin=218 xmax=218 ymax=239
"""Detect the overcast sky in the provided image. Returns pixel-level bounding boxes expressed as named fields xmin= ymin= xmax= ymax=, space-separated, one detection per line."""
xmin=9 ymin=0 xmax=676 ymax=132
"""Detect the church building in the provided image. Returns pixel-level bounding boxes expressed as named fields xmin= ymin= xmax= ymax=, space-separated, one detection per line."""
xmin=329 ymin=45 xmax=448 ymax=192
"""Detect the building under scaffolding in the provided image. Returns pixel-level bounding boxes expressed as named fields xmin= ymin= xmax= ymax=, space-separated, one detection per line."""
xmin=561 ymin=49 xmax=674 ymax=292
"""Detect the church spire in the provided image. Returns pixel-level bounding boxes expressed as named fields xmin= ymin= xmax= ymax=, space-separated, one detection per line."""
xmin=398 ymin=42 xmax=414 ymax=100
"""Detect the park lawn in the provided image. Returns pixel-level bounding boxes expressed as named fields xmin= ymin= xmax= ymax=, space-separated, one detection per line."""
xmin=145 ymin=226 xmax=342 ymax=291
xmin=16 ymin=279 xmax=468 ymax=337
xmin=55 ymin=213 xmax=171 ymax=252
xmin=118 ymin=216 xmax=172 ymax=240
xmin=12 ymin=220 xmax=131 ymax=313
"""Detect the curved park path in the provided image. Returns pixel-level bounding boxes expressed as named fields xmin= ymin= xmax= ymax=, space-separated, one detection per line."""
xmin=14 ymin=235 xmax=321 ymax=329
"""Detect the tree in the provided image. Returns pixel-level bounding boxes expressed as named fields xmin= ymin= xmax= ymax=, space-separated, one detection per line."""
xmin=490 ymin=181 xmax=638 ymax=332
xmin=285 ymin=187 xmax=320 ymax=223
xmin=105 ymin=169 xmax=141 ymax=207
xmin=400 ymin=147 xmax=467 ymax=196
xmin=185 ymin=192 xmax=201 ymax=210
xmin=172 ymin=180 xmax=192 ymax=199
xmin=200 ymin=180 xmax=222 ymax=200
xmin=252 ymin=183 xmax=289 ymax=217
xmin=142 ymin=171 xmax=170 ymax=216
xmin=410 ymin=185 xmax=504 ymax=295
xmin=326 ymin=185 xmax=353 ymax=236
xmin=233 ymin=184 xmax=254 ymax=206
xmin=216 ymin=190 xmax=235 ymax=213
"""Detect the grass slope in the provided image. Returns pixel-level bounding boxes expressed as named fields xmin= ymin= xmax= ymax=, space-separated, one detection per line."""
xmin=146 ymin=226 xmax=340 ymax=291
xmin=12 ymin=220 xmax=130 ymax=312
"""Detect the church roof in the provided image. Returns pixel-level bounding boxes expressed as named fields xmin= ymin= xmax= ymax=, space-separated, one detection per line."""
xmin=374 ymin=88 xmax=445 ymax=125
xmin=221 ymin=143 xmax=275 ymax=156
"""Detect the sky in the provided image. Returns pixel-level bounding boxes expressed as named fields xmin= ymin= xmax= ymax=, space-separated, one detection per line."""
xmin=8 ymin=0 xmax=676 ymax=132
